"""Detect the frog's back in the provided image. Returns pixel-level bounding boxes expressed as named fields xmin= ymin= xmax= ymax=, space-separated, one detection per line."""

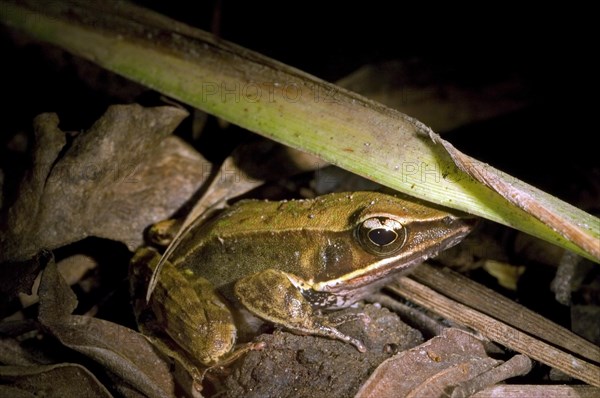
xmin=170 ymin=192 xmax=378 ymax=287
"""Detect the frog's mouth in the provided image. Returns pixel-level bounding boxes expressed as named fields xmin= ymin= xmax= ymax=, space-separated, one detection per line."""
xmin=313 ymin=254 xmax=422 ymax=293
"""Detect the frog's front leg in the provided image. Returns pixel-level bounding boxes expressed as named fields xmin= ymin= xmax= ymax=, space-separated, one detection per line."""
xmin=234 ymin=269 xmax=367 ymax=352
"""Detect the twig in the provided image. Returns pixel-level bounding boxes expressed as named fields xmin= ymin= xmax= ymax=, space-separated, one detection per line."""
xmin=388 ymin=276 xmax=600 ymax=386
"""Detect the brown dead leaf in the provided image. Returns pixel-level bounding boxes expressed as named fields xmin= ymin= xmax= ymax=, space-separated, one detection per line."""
xmin=0 ymin=363 xmax=113 ymax=398
xmin=0 ymin=250 xmax=51 ymax=302
xmin=0 ymin=320 xmax=46 ymax=366
xmin=355 ymin=328 xmax=502 ymax=398
xmin=0 ymin=104 xmax=210 ymax=264
xmin=37 ymin=258 xmax=175 ymax=398
xmin=451 ymin=354 xmax=532 ymax=398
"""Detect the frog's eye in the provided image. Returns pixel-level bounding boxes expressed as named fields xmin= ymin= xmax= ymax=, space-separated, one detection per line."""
xmin=357 ymin=217 xmax=407 ymax=256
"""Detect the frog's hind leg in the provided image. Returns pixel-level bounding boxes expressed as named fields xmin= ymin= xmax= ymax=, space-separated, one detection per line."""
xmin=132 ymin=247 xmax=238 ymax=365
xmin=234 ymin=269 xmax=366 ymax=352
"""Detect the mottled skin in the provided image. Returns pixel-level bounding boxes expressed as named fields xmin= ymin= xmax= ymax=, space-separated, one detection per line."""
xmin=132 ymin=192 xmax=474 ymax=365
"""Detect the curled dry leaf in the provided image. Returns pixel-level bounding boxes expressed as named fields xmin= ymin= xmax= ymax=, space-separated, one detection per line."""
xmin=37 ymin=259 xmax=175 ymax=398
xmin=355 ymin=328 xmax=503 ymax=398
xmin=1 ymin=103 xmax=209 ymax=263
xmin=0 ymin=250 xmax=51 ymax=301
xmin=0 ymin=363 xmax=113 ymax=398
xmin=451 ymin=354 xmax=533 ymax=398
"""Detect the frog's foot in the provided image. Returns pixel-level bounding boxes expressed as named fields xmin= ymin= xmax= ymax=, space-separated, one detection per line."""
xmin=324 ymin=312 xmax=371 ymax=351
xmin=147 ymin=219 xmax=181 ymax=248
xmin=235 ymin=269 xmax=367 ymax=352
xmin=204 ymin=341 xmax=266 ymax=375
xmin=327 ymin=311 xmax=371 ymax=327
xmin=315 ymin=320 xmax=367 ymax=352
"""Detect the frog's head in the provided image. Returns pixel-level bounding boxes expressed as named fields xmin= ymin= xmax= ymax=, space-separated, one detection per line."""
xmin=300 ymin=192 xmax=476 ymax=301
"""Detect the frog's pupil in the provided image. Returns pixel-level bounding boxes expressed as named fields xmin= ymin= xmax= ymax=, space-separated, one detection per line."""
xmin=368 ymin=228 xmax=397 ymax=246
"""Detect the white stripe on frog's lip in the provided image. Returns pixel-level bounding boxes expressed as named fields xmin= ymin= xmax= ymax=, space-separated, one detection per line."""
xmin=284 ymin=255 xmax=408 ymax=293
xmin=311 ymin=255 xmax=410 ymax=292
xmin=285 ymin=271 xmax=381 ymax=309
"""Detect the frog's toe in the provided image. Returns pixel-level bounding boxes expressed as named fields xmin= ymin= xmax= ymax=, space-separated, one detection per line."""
xmin=328 ymin=311 xmax=370 ymax=327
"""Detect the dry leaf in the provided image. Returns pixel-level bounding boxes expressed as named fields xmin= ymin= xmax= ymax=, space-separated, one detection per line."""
xmin=37 ymin=259 xmax=176 ymax=398
xmin=0 ymin=104 xmax=209 ymax=263
xmin=0 ymin=250 xmax=51 ymax=302
xmin=355 ymin=328 xmax=502 ymax=398
xmin=0 ymin=363 xmax=113 ymax=398
xmin=451 ymin=354 xmax=532 ymax=398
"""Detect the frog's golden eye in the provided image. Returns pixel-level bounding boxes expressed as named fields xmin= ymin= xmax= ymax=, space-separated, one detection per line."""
xmin=357 ymin=217 xmax=407 ymax=256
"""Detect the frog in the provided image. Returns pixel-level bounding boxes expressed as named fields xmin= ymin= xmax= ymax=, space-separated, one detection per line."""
xmin=130 ymin=191 xmax=475 ymax=366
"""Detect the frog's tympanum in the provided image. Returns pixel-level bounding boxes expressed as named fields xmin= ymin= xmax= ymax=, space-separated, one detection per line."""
xmin=130 ymin=192 xmax=475 ymax=366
